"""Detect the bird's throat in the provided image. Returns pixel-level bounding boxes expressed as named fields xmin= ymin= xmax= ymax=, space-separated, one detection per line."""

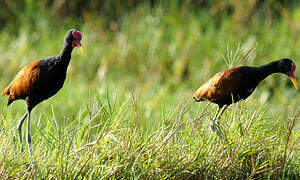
xmin=57 ymin=43 xmax=73 ymax=69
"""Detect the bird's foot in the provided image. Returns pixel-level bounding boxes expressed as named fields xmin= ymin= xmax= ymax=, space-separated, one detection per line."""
xmin=210 ymin=122 xmax=217 ymax=132
xmin=26 ymin=161 xmax=34 ymax=169
xmin=210 ymin=121 xmax=224 ymax=138
xmin=20 ymin=147 xmax=24 ymax=154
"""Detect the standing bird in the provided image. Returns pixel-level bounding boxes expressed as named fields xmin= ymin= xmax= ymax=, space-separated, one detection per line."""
xmin=193 ymin=58 xmax=297 ymax=130
xmin=2 ymin=29 xmax=85 ymax=157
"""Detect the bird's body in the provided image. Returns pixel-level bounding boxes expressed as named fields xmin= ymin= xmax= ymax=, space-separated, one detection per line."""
xmin=3 ymin=57 xmax=68 ymax=108
xmin=193 ymin=59 xmax=297 ymax=132
xmin=194 ymin=59 xmax=297 ymax=107
xmin=2 ymin=29 xmax=85 ymax=157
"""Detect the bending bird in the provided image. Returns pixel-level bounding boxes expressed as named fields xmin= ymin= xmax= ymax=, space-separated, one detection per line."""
xmin=193 ymin=58 xmax=297 ymax=130
xmin=2 ymin=29 xmax=85 ymax=157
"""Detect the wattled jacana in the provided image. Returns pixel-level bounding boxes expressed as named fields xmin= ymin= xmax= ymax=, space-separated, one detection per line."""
xmin=193 ymin=58 xmax=297 ymax=130
xmin=2 ymin=29 xmax=85 ymax=156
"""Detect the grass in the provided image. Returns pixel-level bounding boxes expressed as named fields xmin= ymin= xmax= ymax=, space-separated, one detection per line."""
xmin=0 ymin=1 xmax=299 ymax=179
xmin=0 ymin=94 xmax=299 ymax=179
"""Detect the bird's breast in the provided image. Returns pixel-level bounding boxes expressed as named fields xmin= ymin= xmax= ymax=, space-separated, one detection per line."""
xmin=34 ymin=69 xmax=66 ymax=99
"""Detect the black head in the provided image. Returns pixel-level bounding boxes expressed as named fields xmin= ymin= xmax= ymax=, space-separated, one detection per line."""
xmin=278 ymin=58 xmax=295 ymax=73
xmin=64 ymin=29 xmax=85 ymax=54
xmin=277 ymin=58 xmax=297 ymax=88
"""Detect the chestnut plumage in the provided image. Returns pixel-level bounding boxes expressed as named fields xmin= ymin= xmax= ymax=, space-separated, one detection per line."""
xmin=2 ymin=29 xmax=85 ymax=157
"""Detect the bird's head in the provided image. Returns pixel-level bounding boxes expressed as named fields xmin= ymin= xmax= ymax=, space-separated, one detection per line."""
xmin=65 ymin=29 xmax=85 ymax=54
xmin=278 ymin=58 xmax=297 ymax=89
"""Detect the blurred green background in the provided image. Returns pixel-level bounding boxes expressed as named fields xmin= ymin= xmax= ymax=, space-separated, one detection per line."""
xmin=0 ymin=0 xmax=299 ymax=130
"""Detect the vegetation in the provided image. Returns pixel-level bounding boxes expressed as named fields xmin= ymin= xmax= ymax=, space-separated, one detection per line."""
xmin=0 ymin=1 xmax=299 ymax=179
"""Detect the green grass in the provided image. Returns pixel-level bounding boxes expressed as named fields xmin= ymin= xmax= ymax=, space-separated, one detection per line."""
xmin=0 ymin=95 xmax=299 ymax=179
xmin=0 ymin=2 xmax=299 ymax=179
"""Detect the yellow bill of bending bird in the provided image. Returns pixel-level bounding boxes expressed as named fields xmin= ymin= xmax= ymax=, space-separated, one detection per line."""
xmin=77 ymin=44 xmax=85 ymax=55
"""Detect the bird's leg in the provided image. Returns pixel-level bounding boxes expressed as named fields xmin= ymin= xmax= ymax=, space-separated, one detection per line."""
xmin=17 ymin=112 xmax=28 ymax=153
xmin=210 ymin=105 xmax=227 ymax=133
xmin=210 ymin=106 xmax=221 ymax=132
xmin=26 ymin=110 xmax=33 ymax=157
xmin=217 ymin=105 xmax=227 ymax=119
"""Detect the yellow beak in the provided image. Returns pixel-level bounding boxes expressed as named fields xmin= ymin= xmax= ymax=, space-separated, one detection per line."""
xmin=77 ymin=44 xmax=85 ymax=55
xmin=290 ymin=77 xmax=298 ymax=89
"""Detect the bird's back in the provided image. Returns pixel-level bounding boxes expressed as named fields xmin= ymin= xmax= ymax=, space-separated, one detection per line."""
xmin=2 ymin=56 xmax=67 ymax=106
xmin=2 ymin=60 xmax=41 ymax=105
xmin=193 ymin=66 xmax=259 ymax=106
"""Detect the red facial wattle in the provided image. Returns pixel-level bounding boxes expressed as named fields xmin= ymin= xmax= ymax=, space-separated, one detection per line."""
xmin=285 ymin=63 xmax=297 ymax=89
xmin=72 ymin=41 xmax=81 ymax=48
xmin=72 ymin=30 xmax=85 ymax=54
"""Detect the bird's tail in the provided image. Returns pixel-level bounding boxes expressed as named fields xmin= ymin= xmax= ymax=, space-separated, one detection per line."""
xmin=2 ymin=84 xmax=11 ymax=97
xmin=2 ymin=84 xmax=16 ymax=105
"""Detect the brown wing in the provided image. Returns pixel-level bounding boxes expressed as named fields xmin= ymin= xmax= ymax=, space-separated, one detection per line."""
xmin=2 ymin=60 xmax=41 ymax=105
xmin=193 ymin=67 xmax=242 ymax=103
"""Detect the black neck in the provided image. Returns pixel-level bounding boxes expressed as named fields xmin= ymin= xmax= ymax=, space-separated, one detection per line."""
xmin=57 ymin=42 xmax=74 ymax=69
xmin=257 ymin=61 xmax=280 ymax=81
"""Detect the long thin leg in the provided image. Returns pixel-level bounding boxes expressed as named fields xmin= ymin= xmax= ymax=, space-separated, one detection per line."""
xmin=17 ymin=112 xmax=28 ymax=153
xmin=210 ymin=106 xmax=220 ymax=132
xmin=217 ymin=105 xmax=227 ymax=119
xmin=210 ymin=105 xmax=227 ymax=132
xmin=26 ymin=110 xmax=32 ymax=157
